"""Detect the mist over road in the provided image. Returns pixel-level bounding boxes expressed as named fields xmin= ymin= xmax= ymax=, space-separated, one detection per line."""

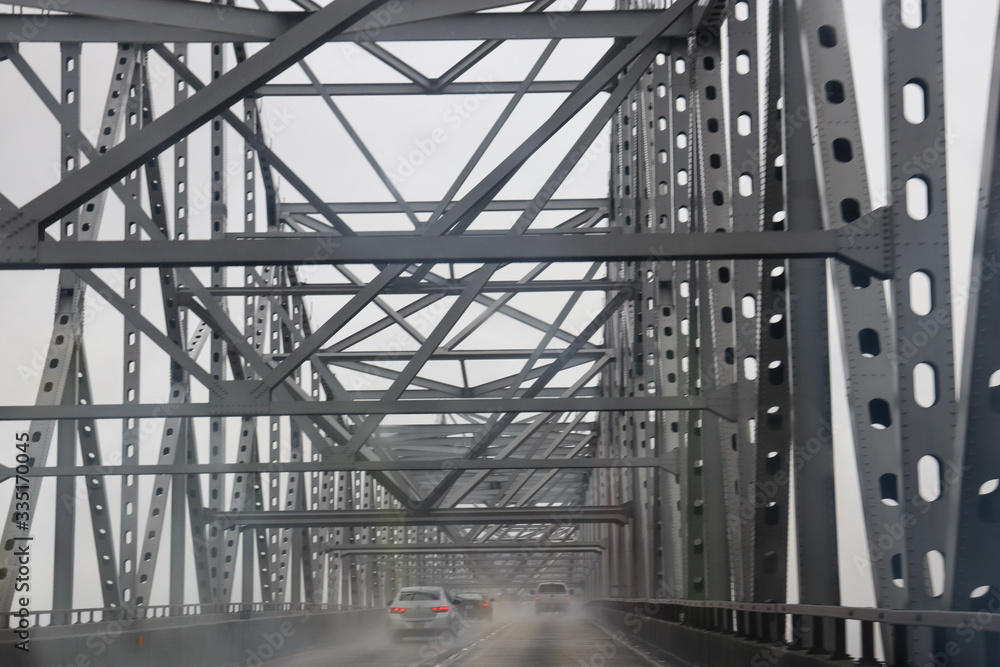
xmin=267 ymin=605 xmax=667 ymax=667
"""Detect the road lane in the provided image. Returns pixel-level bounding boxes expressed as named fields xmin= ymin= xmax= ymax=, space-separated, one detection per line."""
xmin=266 ymin=608 xmax=666 ymax=667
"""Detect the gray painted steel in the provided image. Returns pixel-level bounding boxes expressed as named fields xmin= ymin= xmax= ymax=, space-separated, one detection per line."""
xmin=1 ymin=0 xmax=997 ymax=664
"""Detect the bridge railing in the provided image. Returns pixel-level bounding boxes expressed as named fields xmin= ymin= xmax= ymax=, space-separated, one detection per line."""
xmin=1 ymin=601 xmax=369 ymax=629
xmin=589 ymin=598 xmax=1000 ymax=666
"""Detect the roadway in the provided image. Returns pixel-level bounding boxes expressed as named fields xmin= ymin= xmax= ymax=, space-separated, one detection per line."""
xmin=267 ymin=606 xmax=668 ymax=667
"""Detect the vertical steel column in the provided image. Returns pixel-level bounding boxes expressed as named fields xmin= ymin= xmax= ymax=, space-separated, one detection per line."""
xmin=884 ymin=6 xmax=957 ymax=659
xmin=951 ymin=4 xmax=1000 ymax=641
xmin=169 ymin=43 xmax=190 ymax=610
xmin=207 ymin=28 xmax=229 ymax=606
xmin=0 ymin=41 xmax=135 ymax=617
xmin=788 ymin=0 xmax=865 ymax=608
xmin=119 ymin=56 xmax=146 ymax=613
xmin=654 ymin=37 xmax=688 ymax=598
xmin=692 ymin=18 xmax=746 ymax=602
xmin=690 ymin=26 xmax=733 ymax=602
xmin=749 ymin=0 xmax=792 ymax=605
xmin=52 ymin=42 xmax=82 ymax=626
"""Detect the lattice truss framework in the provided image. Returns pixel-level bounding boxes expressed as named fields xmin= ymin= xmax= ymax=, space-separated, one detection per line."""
xmin=0 ymin=0 xmax=998 ymax=661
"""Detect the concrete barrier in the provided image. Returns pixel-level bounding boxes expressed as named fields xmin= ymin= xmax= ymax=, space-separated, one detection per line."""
xmin=0 ymin=607 xmax=386 ymax=667
xmin=590 ymin=605 xmax=854 ymax=667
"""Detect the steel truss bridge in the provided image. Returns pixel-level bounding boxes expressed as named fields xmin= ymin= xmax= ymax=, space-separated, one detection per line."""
xmin=0 ymin=0 xmax=999 ymax=665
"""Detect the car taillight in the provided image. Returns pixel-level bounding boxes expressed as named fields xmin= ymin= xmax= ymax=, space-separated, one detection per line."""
xmin=535 ymin=597 xmax=539 ymax=600
xmin=481 ymin=602 xmax=489 ymax=606
xmin=389 ymin=607 xmax=406 ymax=614
xmin=431 ymin=606 xmax=449 ymax=613
xmin=565 ymin=596 xmax=570 ymax=600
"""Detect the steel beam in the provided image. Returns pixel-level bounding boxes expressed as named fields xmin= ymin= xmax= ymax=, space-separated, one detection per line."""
xmin=12 ymin=223 xmax=890 ymax=271
xmin=208 ymin=504 xmax=634 ymax=529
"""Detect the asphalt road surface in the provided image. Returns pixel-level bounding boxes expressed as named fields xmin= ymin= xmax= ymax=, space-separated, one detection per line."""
xmin=268 ymin=607 xmax=666 ymax=667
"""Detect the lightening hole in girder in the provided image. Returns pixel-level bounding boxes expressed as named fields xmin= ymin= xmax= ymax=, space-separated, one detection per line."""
xmin=907 ymin=176 xmax=931 ymax=220
xmin=825 ymin=80 xmax=845 ymax=104
xmin=737 ymin=113 xmax=752 ymax=136
xmin=735 ymin=51 xmax=751 ymax=75
xmin=676 ymin=133 xmax=688 ymax=149
xmin=859 ymin=328 xmax=881 ymax=357
xmin=918 ymin=455 xmax=942 ymax=502
xmin=868 ymin=398 xmax=892 ymax=429
xmin=734 ymin=1 xmax=749 ymax=21
xmin=675 ymin=96 xmax=687 ymax=112
xmin=850 ymin=266 xmax=872 ymax=289
xmin=767 ymin=360 xmax=784 ymax=385
xmin=891 ymin=554 xmax=904 ymax=587
xmin=971 ymin=585 xmax=991 ymax=599
xmin=832 ymin=138 xmax=853 ymax=162
xmin=979 ymin=478 xmax=1000 ymax=523
xmin=909 ymin=271 xmax=934 ymax=316
xmin=674 ymin=57 xmax=685 ymax=74
xmin=741 ymin=295 xmax=756 ymax=319
xmin=764 ymin=502 xmax=779 ymax=525
xmin=879 ymin=473 xmax=899 ymax=506
xmin=901 ymin=0 xmax=925 ymax=28
xmin=738 ymin=173 xmax=753 ymax=196
xmin=818 ymin=25 xmax=838 ymax=47
xmin=990 ymin=370 xmax=1000 ymax=413
xmin=925 ymin=550 xmax=945 ymax=598
xmin=841 ymin=198 xmax=861 ymax=222
xmin=913 ymin=362 xmax=937 ymax=407
xmin=904 ymin=80 xmax=928 ymax=123
xmin=743 ymin=356 xmax=758 ymax=381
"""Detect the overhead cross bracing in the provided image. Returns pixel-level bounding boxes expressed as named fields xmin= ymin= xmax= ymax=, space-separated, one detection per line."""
xmin=2 ymin=0 xmax=1000 ymax=666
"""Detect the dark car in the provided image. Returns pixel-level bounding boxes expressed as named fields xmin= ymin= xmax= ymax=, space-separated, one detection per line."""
xmin=453 ymin=592 xmax=494 ymax=621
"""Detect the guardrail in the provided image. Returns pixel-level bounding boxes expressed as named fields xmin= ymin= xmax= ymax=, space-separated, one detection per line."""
xmin=589 ymin=598 xmax=1000 ymax=666
xmin=1 ymin=601 xmax=368 ymax=629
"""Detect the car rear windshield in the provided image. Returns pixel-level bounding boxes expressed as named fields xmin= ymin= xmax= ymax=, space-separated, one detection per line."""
xmin=398 ymin=591 xmax=440 ymax=601
xmin=537 ymin=584 xmax=567 ymax=593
